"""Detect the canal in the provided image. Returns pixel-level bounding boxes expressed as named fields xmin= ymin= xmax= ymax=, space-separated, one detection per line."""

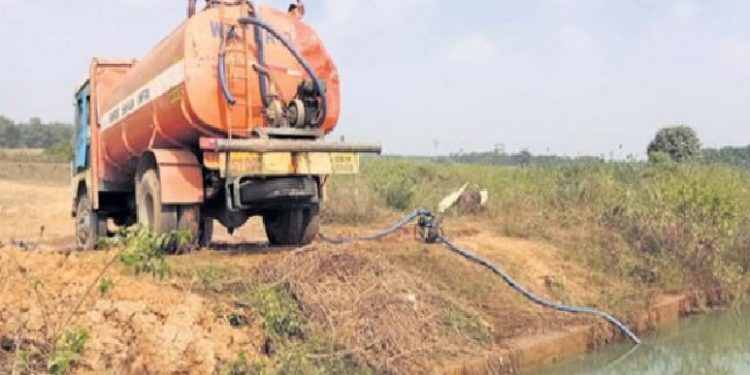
xmin=528 ymin=307 xmax=750 ymax=375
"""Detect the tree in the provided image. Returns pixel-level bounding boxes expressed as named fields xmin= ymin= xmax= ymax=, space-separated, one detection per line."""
xmin=647 ymin=126 xmax=701 ymax=162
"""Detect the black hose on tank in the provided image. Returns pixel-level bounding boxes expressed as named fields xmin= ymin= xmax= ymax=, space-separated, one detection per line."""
xmin=238 ymin=16 xmax=328 ymax=125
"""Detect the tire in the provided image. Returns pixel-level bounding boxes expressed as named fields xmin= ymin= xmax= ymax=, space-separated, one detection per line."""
xmin=263 ymin=205 xmax=319 ymax=246
xmin=136 ymin=169 xmax=178 ymax=234
xmin=199 ymin=217 xmax=214 ymax=248
xmin=75 ymin=194 xmax=107 ymax=250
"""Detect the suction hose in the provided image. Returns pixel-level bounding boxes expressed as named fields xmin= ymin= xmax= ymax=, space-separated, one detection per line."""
xmin=239 ymin=15 xmax=328 ymax=125
xmin=319 ymin=209 xmax=642 ymax=345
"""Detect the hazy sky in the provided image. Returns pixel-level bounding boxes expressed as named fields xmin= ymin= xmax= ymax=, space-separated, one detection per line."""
xmin=2 ymin=0 xmax=750 ymax=156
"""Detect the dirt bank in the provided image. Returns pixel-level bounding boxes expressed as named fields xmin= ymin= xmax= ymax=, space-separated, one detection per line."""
xmin=0 ymin=177 xmax=729 ymax=374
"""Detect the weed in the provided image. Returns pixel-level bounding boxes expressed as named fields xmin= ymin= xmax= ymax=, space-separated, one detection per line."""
xmin=440 ymin=305 xmax=494 ymax=344
xmin=337 ymin=158 xmax=750 ymax=291
xmin=321 ymin=176 xmax=386 ymax=224
xmin=12 ymin=348 xmax=31 ymax=373
xmin=274 ymin=334 xmax=373 ymax=375
xmin=98 ymin=277 xmax=114 ymax=296
xmin=217 ymin=350 xmax=266 ymax=375
xmin=47 ymin=328 xmax=89 ymax=375
xmin=243 ymin=285 xmax=305 ymax=344
xmin=193 ymin=264 xmax=234 ymax=292
xmin=102 ymin=226 xmax=191 ymax=279
xmin=364 ymin=159 xmax=417 ymax=210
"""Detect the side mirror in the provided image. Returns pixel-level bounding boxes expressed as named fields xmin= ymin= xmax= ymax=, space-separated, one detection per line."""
xmin=187 ymin=0 xmax=197 ymax=18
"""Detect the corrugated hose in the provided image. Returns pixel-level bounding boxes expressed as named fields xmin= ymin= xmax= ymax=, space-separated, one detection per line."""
xmin=318 ymin=209 xmax=642 ymax=345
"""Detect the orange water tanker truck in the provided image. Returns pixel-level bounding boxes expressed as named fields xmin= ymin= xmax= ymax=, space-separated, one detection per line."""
xmin=71 ymin=0 xmax=381 ymax=249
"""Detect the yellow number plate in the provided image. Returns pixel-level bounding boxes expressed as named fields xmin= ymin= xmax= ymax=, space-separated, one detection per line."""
xmin=330 ymin=152 xmax=359 ymax=174
xmin=215 ymin=152 xmax=360 ymax=176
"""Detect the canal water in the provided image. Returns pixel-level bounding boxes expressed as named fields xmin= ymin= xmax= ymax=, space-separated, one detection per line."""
xmin=528 ymin=307 xmax=750 ymax=375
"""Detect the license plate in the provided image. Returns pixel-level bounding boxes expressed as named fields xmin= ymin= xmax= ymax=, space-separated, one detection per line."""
xmin=330 ymin=152 xmax=359 ymax=174
xmin=218 ymin=152 xmax=359 ymax=176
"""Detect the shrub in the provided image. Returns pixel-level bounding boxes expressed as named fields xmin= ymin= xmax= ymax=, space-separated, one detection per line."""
xmin=243 ymin=285 xmax=305 ymax=344
xmin=48 ymin=328 xmax=89 ymax=375
xmin=365 ymin=160 xmax=417 ymax=210
xmin=322 ymin=176 xmax=386 ymax=224
xmin=102 ymin=226 xmax=192 ymax=279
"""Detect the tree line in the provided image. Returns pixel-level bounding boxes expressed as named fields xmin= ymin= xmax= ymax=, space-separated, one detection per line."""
xmin=1 ymin=115 xmax=749 ymax=170
xmin=0 ymin=115 xmax=74 ymax=149
xmin=438 ymin=126 xmax=750 ymax=170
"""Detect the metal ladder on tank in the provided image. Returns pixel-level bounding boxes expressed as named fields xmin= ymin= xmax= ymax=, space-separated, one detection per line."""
xmin=223 ymin=20 xmax=255 ymax=212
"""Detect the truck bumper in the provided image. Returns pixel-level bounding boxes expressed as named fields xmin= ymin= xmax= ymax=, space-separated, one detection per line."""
xmin=199 ymin=137 xmax=382 ymax=177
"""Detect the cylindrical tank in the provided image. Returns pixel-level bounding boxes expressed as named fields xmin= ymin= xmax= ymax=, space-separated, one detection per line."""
xmin=95 ymin=4 xmax=340 ymax=183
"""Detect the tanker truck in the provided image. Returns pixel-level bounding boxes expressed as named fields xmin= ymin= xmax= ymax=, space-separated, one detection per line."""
xmin=71 ymin=0 xmax=381 ymax=250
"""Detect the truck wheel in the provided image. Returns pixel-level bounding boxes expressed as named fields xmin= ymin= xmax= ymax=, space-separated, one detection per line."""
xmin=136 ymin=169 xmax=178 ymax=234
xmin=176 ymin=205 xmax=203 ymax=251
xmin=75 ymin=194 xmax=107 ymax=250
xmin=263 ymin=206 xmax=319 ymax=246
xmin=199 ymin=218 xmax=214 ymax=248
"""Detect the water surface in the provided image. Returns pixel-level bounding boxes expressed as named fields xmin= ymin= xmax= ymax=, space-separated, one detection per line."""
xmin=528 ymin=307 xmax=750 ymax=375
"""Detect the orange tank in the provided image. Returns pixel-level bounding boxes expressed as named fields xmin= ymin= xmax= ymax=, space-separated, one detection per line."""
xmin=94 ymin=3 xmax=340 ymax=183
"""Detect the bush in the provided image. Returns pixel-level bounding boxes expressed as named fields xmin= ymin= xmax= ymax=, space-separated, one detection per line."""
xmin=343 ymin=158 xmax=750 ymax=290
xmin=322 ymin=176 xmax=386 ymax=224
xmin=367 ymin=162 xmax=416 ymax=210
xmin=102 ymin=226 xmax=193 ymax=279
xmin=48 ymin=328 xmax=89 ymax=375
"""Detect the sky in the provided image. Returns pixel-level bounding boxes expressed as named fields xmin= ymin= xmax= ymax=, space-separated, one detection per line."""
xmin=2 ymin=0 xmax=750 ymax=157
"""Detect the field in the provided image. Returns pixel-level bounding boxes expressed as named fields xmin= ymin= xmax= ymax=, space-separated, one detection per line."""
xmin=1 ymin=157 xmax=749 ymax=374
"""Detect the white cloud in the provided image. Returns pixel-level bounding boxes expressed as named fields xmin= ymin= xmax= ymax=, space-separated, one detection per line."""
xmin=316 ymin=0 xmax=436 ymax=39
xmin=669 ymin=1 xmax=698 ymax=20
xmin=442 ymin=34 xmax=498 ymax=67
xmin=712 ymin=39 xmax=750 ymax=77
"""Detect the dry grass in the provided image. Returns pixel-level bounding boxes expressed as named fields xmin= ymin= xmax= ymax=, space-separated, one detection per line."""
xmin=0 ymin=162 xmax=69 ymax=184
xmin=253 ymin=248 xmax=494 ymax=375
xmin=0 ymin=179 xmax=72 ymax=244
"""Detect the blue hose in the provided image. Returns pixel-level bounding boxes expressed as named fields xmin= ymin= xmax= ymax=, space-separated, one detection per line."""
xmin=218 ymin=25 xmax=236 ymax=106
xmin=218 ymin=53 xmax=236 ymax=106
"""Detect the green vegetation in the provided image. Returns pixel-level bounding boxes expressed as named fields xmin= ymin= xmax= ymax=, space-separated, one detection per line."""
xmin=98 ymin=277 xmax=115 ymax=296
xmin=703 ymin=145 xmax=750 ymax=170
xmin=101 ymin=226 xmax=193 ymax=279
xmin=328 ymin=158 xmax=750 ymax=291
xmin=242 ymin=285 xmax=305 ymax=344
xmin=0 ymin=115 xmax=73 ymax=153
xmin=48 ymin=328 xmax=89 ymax=375
xmin=231 ymin=284 xmax=372 ymax=375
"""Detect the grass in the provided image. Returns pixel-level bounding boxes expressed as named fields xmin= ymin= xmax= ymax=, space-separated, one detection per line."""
xmin=231 ymin=283 xmax=373 ymax=375
xmin=48 ymin=328 xmax=89 ymax=375
xmin=326 ymin=158 xmax=750 ymax=293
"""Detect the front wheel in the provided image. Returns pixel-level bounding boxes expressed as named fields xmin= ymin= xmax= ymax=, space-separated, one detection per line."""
xmin=75 ymin=194 xmax=107 ymax=250
xmin=263 ymin=206 xmax=319 ymax=246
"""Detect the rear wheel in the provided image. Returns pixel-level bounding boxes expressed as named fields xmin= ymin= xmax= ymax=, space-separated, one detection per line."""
xmin=136 ymin=169 xmax=177 ymax=233
xmin=263 ymin=205 xmax=320 ymax=246
xmin=75 ymin=194 xmax=107 ymax=250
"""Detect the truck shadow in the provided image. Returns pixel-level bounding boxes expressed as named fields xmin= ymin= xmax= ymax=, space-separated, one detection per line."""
xmin=206 ymin=241 xmax=304 ymax=255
